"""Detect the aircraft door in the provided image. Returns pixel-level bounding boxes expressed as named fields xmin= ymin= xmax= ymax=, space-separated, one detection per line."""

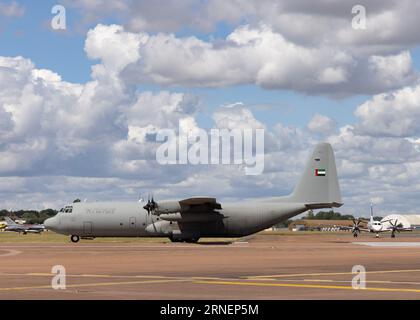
xmin=83 ymin=222 xmax=93 ymax=236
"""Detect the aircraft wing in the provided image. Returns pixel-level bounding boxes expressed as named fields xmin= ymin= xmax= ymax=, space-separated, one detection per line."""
xmin=381 ymin=219 xmax=414 ymax=232
xmin=383 ymin=227 xmax=413 ymax=232
xmin=399 ymin=227 xmax=413 ymax=231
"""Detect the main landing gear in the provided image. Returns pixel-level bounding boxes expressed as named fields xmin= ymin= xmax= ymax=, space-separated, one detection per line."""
xmin=70 ymin=235 xmax=80 ymax=243
xmin=169 ymin=237 xmax=200 ymax=243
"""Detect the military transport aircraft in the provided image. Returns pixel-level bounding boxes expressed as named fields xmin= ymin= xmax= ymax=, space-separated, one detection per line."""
xmin=3 ymin=217 xmax=45 ymax=234
xmin=44 ymin=142 xmax=342 ymax=243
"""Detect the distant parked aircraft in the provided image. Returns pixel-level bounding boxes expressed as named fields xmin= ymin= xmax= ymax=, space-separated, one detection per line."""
xmin=4 ymin=217 xmax=45 ymax=234
xmin=344 ymin=205 xmax=412 ymax=238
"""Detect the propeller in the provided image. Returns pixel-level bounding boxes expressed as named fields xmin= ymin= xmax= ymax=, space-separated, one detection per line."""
xmin=142 ymin=195 xmax=159 ymax=234
xmin=351 ymin=218 xmax=363 ymax=237
xmin=143 ymin=195 xmax=158 ymax=214
xmin=388 ymin=219 xmax=401 ymax=238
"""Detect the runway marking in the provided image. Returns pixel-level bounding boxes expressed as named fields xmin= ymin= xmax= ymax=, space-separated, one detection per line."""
xmin=300 ymin=279 xmax=420 ymax=286
xmin=354 ymin=242 xmax=420 ymax=247
xmin=246 ymin=269 xmax=420 ymax=279
xmin=194 ymin=280 xmax=420 ymax=294
xmin=0 ymin=249 xmax=21 ymax=257
xmin=0 ymin=272 xmax=231 ymax=282
xmin=0 ymin=278 xmax=190 ymax=292
xmin=0 ymin=273 xmax=183 ymax=279
xmin=3 ymin=272 xmax=420 ymax=294
xmin=3 ymin=270 xmax=420 ymax=283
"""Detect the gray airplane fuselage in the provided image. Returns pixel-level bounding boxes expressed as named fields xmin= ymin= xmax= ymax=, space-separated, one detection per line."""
xmin=46 ymin=199 xmax=308 ymax=239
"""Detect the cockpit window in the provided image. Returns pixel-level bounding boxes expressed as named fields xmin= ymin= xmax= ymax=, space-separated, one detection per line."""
xmin=63 ymin=206 xmax=73 ymax=213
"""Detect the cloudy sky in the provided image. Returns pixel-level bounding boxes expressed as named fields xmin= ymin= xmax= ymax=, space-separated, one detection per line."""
xmin=1 ymin=0 xmax=420 ymax=216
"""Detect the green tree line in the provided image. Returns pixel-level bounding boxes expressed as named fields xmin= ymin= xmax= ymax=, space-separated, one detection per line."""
xmin=304 ymin=210 xmax=355 ymax=220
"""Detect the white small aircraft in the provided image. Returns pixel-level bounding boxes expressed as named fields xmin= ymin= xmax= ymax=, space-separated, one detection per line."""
xmin=349 ymin=205 xmax=412 ymax=238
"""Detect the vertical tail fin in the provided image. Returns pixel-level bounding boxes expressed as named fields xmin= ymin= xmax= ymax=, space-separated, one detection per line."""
xmin=4 ymin=217 xmax=17 ymax=226
xmin=290 ymin=143 xmax=342 ymax=208
xmin=370 ymin=203 xmax=374 ymax=222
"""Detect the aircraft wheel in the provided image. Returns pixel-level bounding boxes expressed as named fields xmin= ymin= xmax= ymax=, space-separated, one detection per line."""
xmin=375 ymin=234 xmax=379 ymax=238
xmin=353 ymin=233 xmax=358 ymax=238
xmin=169 ymin=237 xmax=181 ymax=243
xmin=391 ymin=234 xmax=396 ymax=238
xmin=70 ymin=235 xmax=80 ymax=243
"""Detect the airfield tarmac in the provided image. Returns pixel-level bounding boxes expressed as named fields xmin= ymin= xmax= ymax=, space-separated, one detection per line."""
xmin=1 ymin=231 xmax=420 ymax=299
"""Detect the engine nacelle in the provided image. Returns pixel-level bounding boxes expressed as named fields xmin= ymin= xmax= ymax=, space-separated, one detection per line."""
xmin=154 ymin=201 xmax=182 ymax=215
xmin=145 ymin=220 xmax=172 ymax=235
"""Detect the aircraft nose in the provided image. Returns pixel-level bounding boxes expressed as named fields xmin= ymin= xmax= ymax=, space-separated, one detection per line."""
xmin=44 ymin=217 xmax=58 ymax=231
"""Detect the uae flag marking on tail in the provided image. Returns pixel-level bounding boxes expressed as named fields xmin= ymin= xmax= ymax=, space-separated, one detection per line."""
xmin=315 ymin=169 xmax=326 ymax=176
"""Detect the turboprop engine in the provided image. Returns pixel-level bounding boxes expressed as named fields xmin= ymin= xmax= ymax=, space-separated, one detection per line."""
xmin=153 ymin=201 xmax=182 ymax=215
xmin=143 ymin=199 xmax=210 ymax=215
xmin=143 ymin=198 xmax=182 ymax=215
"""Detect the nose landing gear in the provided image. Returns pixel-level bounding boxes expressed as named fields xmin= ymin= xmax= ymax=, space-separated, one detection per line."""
xmin=70 ymin=235 xmax=80 ymax=243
